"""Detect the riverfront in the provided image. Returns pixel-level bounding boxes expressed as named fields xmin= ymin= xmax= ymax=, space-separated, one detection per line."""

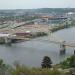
xmin=0 ymin=27 xmax=74 ymax=67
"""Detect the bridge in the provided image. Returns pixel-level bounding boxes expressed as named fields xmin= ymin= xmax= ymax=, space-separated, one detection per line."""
xmin=45 ymin=32 xmax=75 ymax=55
xmin=33 ymin=31 xmax=75 ymax=55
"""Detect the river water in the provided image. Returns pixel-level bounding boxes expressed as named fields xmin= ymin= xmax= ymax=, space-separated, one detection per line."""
xmin=0 ymin=27 xmax=75 ymax=67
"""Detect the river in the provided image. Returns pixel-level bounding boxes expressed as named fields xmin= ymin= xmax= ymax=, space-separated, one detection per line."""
xmin=0 ymin=27 xmax=75 ymax=67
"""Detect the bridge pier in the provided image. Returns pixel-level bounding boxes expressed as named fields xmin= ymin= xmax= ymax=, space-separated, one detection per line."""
xmin=4 ymin=37 xmax=12 ymax=45
xmin=60 ymin=41 xmax=66 ymax=55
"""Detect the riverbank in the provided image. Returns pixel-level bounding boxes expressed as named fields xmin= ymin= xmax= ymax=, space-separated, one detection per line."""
xmin=0 ymin=21 xmax=75 ymax=44
xmin=50 ymin=19 xmax=75 ymax=32
xmin=50 ymin=24 xmax=73 ymax=32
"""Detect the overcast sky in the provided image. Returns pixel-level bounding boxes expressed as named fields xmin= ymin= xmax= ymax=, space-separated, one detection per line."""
xmin=0 ymin=0 xmax=75 ymax=9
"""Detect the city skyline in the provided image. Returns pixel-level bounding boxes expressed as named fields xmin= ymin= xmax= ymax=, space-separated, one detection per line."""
xmin=0 ymin=0 xmax=75 ymax=9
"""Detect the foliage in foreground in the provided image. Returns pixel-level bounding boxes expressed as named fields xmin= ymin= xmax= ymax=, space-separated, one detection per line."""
xmin=12 ymin=64 xmax=67 ymax=75
xmin=0 ymin=59 xmax=68 ymax=75
xmin=0 ymin=55 xmax=74 ymax=75
xmin=60 ymin=55 xmax=75 ymax=69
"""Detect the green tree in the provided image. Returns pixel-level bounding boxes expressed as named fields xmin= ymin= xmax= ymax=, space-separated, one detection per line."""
xmin=60 ymin=55 xmax=75 ymax=69
xmin=0 ymin=59 xmax=11 ymax=75
xmin=41 ymin=56 xmax=52 ymax=68
xmin=69 ymin=55 xmax=75 ymax=68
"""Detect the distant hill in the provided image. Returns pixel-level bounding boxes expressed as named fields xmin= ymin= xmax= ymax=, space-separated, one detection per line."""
xmin=31 ymin=8 xmax=75 ymax=13
xmin=0 ymin=8 xmax=75 ymax=15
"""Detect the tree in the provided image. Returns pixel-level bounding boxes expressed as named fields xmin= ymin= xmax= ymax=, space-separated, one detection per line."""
xmin=41 ymin=56 xmax=52 ymax=68
xmin=69 ymin=55 xmax=75 ymax=68
xmin=60 ymin=54 xmax=75 ymax=69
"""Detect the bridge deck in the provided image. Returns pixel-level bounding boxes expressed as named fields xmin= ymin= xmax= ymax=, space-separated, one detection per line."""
xmin=49 ymin=40 xmax=75 ymax=47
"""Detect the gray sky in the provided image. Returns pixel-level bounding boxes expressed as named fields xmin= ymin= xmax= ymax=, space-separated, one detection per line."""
xmin=0 ymin=0 xmax=75 ymax=9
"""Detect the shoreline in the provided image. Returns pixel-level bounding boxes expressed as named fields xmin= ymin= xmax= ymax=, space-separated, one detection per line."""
xmin=0 ymin=23 xmax=75 ymax=44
